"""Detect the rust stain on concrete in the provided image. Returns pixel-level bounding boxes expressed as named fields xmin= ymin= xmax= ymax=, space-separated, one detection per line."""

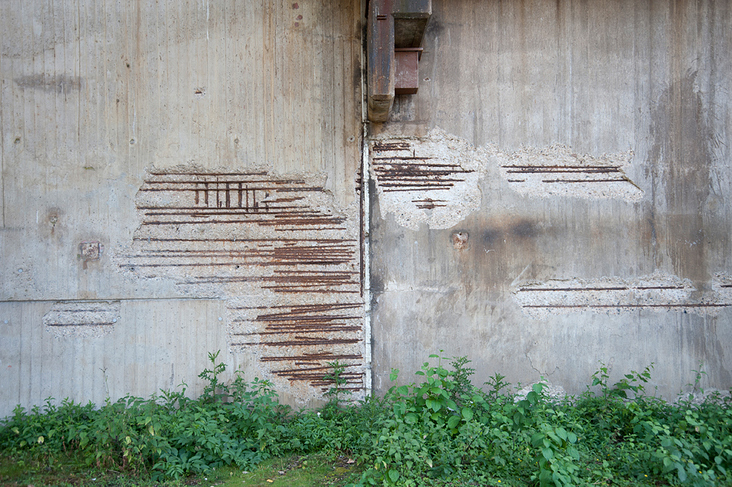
xmin=513 ymin=274 xmax=732 ymax=318
xmin=119 ymin=168 xmax=365 ymax=400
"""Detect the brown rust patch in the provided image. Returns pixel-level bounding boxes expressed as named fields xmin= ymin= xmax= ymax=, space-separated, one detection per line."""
xmin=122 ymin=168 xmax=365 ymax=397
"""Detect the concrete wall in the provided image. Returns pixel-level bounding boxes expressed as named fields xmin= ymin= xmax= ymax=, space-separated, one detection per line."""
xmin=369 ymin=0 xmax=732 ymax=398
xmin=1 ymin=0 xmax=730 ymax=417
xmin=1 ymin=0 xmax=365 ymax=416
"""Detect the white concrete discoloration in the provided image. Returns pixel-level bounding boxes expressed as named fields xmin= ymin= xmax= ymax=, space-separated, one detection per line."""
xmin=369 ymin=128 xmax=493 ymax=230
xmin=513 ymin=274 xmax=732 ymax=318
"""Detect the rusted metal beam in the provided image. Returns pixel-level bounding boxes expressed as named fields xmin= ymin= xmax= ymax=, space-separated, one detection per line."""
xmin=368 ymin=0 xmax=431 ymax=122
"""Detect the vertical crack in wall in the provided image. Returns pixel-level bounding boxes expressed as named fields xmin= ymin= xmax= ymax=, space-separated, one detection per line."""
xmin=119 ymin=167 xmax=365 ymax=401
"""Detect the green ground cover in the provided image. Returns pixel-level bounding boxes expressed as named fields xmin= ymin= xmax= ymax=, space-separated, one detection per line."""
xmin=2 ymin=351 xmax=731 ymax=486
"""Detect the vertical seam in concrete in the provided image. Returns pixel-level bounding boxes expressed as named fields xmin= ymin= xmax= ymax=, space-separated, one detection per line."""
xmin=361 ymin=121 xmax=371 ymax=396
xmin=77 ymin=0 xmax=82 ymax=145
xmin=0 ymin=31 xmax=4 ymax=228
xmin=360 ymin=0 xmax=371 ymax=395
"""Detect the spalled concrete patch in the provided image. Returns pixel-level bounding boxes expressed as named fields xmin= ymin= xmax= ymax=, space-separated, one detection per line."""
xmin=369 ymin=128 xmax=492 ymax=230
xmin=369 ymin=131 xmax=643 ymax=232
xmin=512 ymin=273 xmax=732 ymax=318
xmin=116 ymin=166 xmax=366 ymax=403
xmin=500 ymin=145 xmax=642 ymax=201
xmin=43 ymin=301 xmax=120 ymax=338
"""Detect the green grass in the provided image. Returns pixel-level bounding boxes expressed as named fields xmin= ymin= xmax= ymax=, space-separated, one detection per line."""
xmin=0 ymin=452 xmax=363 ymax=487
xmin=2 ymin=352 xmax=731 ymax=486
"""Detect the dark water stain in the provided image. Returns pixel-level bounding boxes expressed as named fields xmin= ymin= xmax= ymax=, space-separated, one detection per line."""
xmin=511 ymin=220 xmax=537 ymax=239
xmin=648 ymin=69 xmax=713 ymax=285
xmin=15 ymin=74 xmax=82 ymax=94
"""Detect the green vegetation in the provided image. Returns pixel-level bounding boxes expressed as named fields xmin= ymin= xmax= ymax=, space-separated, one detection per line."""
xmin=2 ymin=352 xmax=732 ymax=486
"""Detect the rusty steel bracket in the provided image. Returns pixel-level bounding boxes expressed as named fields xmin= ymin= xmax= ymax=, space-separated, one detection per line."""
xmin=367 ymin=0 xmax=431 ymax=122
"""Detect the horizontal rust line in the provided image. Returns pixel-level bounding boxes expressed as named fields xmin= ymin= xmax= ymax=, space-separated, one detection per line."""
xmin=285 ymin=376 xmax=363 ymax=383
xmin=138 ymin=205 xmax=303 ymax=211
xmin=272 ymin=269 xmax=358 ymax=275
xmin=266 ymin=289 xmax=360 ymax=294
xmin=506 ymin=168 xmax=621 ymax=174
xmin=519 ymin=287 xmax=629 ymax=292
xmin=142 ymin=209 xmax=303 ymax=216
xmin=259 ymin=326 xmax=360 ymax=333
xmin=233 ymin=326 xmax=361 ymax=335
xmin=372 ymin=156 xmax=434 ymax=161
xmin=134 ymin=252 xmax=354 ymax=260
xmin=121 ymin=260 xmax=351 ymax=267
xmin=518 ymin=286 xmax=686 ymax=292
xmin=140 ymin=217 xmax=345 ymax=226
xmin=255 ymin=314 xmax=362 ymax=323
xmin=235 ymin=327 xmax=361 ymax=336
xmin=46 ymin=322 xmax=115 ymax=327
xmin=371 ymin=143 xmax=411 ymax=151
xmin=232 ymin=338 xmax=361 ymax=347
xmin=45 ymin=308 xmax=116 ymax=313
xmin=274 ymin=227 xmax=348 ymax=232
xmin=382 ymin=187 xmax=453 ymax=192
xmin=232 ymin=303 xmax=362 ymax=312
xmin=380 ymin=184 xmax=457 ymax=189
xmin=139 ymin=185 xmax=309 ymax=193
xmin=373 ymin=164 xmax=468 ymax=170
xmin=139 ymin=186 xmax=324 ymax=193
xmin=259 ymin=354 xmax=362 ymax=362
xmin=278 ymin=371 xmax=362 ymax=378
xmin=259 ymin=218 xmax=347 ymax=225
xmin=523 ymin=304 xmax=731 ymax=309
xmin=143 ymin=210 xmax=328 ymax=218
xmin=542 ymin=179 xmax=628 ymax=183
xmin=137 ymin=248 xmax=354 ymax=255
xmin=133 ymin=237 xmax=356 ymax=243
xmin=501 ymin=165 xmax=621 ymax=169
xmin=142 ymin=178 xmax=306 ymax=185
xmin=376 ymin=175 xmax=467 ymax=181
xmin=147 ymin=171 xmax=269 ymax=176
xmin=272 ymin=365 xmax=333 ymax=374
xmin=635 ymin=286 xmax=686 ymax=290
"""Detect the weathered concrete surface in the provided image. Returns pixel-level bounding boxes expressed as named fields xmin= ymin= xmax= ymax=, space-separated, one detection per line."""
xmin=0 ymin=1 xmax=364 ymax=416
xmin=369 ymin=0 xmax=732 ymax=397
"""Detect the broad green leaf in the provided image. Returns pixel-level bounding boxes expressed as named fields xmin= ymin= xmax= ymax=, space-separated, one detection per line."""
xmin=542 ymin=447 xmax=554 ymax=460
xmin=388 ymin=468 xmax=400 ymax=482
